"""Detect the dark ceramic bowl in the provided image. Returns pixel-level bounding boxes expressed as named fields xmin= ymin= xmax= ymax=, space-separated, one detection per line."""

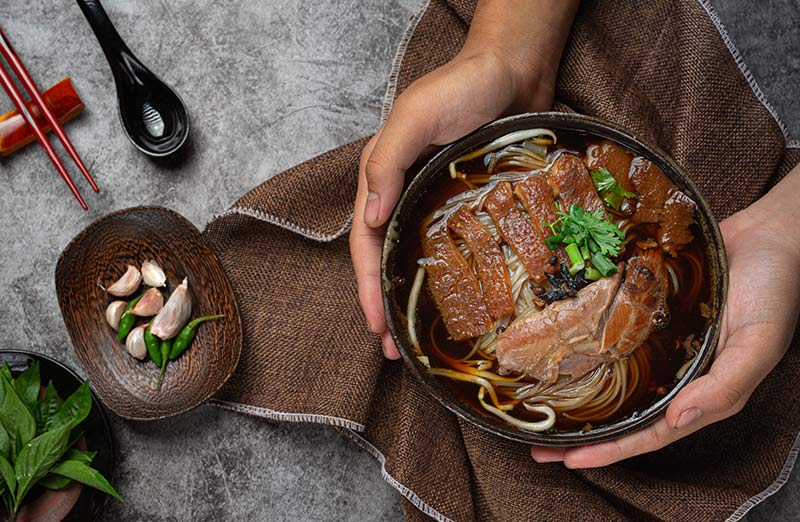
xmin=55 ymin=206 xmax=242 ymax=420
xmin=0 ymin=350 xmax=114 ymax=521
xmin=381 ymin=112 xmax=728 ymax=445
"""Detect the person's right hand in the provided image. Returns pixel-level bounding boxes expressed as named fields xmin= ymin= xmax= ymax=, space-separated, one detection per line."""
xmin=349 ymin=0 xmax=580 ymax=358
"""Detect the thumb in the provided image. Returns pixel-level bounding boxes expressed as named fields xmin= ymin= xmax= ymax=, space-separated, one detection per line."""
xmin=363 ymin=96 xmax=440 ymax=228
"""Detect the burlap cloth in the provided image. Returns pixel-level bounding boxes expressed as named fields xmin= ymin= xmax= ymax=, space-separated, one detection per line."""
xmin=203 ymin=1 xmax=800 ymax=520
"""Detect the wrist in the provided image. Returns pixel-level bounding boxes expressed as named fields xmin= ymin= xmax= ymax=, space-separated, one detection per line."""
xmin=460 ymin=0 xmax=579 ymax=110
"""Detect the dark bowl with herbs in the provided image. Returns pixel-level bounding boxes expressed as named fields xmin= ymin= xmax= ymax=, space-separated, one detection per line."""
xmin=0 ymin=350 xmax=117 ymax=522
xmin=381 ymin=112 xmax=727 ymax=445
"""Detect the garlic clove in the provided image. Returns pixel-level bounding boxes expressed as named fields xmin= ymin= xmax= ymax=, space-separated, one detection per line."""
xmin=126 ymin=325 xmax=148 ymax=360
xmin=131 ymin=287 xmax=164 ymax=317
xmin=150 ymin=278 xmax=192 ymax=340
xmin=106 ymin=301 xmax=128 ymax=331
xmin=141 ymin=260 xmax=167 ymax=287
xmin=107 ymin=265 xmax=142 ymax=297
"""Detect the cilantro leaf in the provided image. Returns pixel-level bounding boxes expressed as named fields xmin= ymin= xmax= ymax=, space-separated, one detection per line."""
xmin=590 ymin=168 xmax=636 ymax=210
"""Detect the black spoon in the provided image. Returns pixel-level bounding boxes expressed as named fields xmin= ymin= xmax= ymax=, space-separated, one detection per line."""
xmin=76 ymin=0 xmax=189 ymax=157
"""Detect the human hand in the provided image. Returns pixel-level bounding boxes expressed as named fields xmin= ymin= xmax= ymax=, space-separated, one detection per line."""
xmin=531 ymin=171 xmax=800 ymax=467
xmin=350 ymin=0 xmax=579 ymax=358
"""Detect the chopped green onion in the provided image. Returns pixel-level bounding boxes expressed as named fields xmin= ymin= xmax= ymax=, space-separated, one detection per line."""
xmin=592 ymin=252 xmax=617 ymax=277
xmin=569 ymin=263 xmax=585 ymax=276
xmin=580 ymin=244 xmax=591 ymax=261
xmin=565 ymin=243 xmax=583 ymax=267
xmin=584 ymin=266 xmax=602 ymax=281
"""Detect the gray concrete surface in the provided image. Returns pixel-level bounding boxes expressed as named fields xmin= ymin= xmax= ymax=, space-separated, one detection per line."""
xmin=0 ymin=1 xmax=796 ymax=521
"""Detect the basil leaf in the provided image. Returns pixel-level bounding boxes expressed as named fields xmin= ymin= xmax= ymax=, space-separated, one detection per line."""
xmin=51 ymin=381 xmax=92 ymax=431
xmin=0 ymin=374 xmax=36 ymax=447
xmin=13 ymin=363 xmax=40 ymax=411
xmin=13 ymin=424 xmax=71 ymax=504
xmin=0 ymin=363 xmax=12 ymax=384
xmin=63 ymin=449 xmax=96 ymax=465
xmin=0 ymin=453 xmax=15 ymax=496
xmin=50 ymin=460 xmax=122 ymax=501
xmin=0 ymin=425 xmax=9 ymax=459
xmin=38 ymin=473 xmax=72 ymax=491
xmin=35 ymin=382 xmax=61 ymax=433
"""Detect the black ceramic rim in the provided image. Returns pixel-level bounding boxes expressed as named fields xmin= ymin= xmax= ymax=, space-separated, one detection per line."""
xmin=0 ymin=349 xmax=115 ymax=519
xmin=381 ymin=112 xmax=728 ymax=446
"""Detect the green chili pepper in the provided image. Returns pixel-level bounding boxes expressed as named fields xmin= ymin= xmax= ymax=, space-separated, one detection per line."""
xmin=169 ymin=315 xmax=224 ymax=360
xmin=117 ymin=294 xmax=143 ymax=341
xmin=144 ymin=324 xmax=162 ymax=367
xmin=156 ymin=338 xmax=172 ymax=388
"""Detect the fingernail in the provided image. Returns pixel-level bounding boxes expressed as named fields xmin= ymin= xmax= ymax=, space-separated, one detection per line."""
xmin=364 ymin=192 xmax=380 ymax=226
xmin=676 ymin=407 xmax=702 ymax=429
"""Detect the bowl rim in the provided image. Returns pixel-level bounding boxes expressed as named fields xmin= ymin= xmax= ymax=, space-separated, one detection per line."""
xmin=381 ymin=111 xmax=728 ymax=445
xmin=55 ymin=205 xmax=243 ymax=421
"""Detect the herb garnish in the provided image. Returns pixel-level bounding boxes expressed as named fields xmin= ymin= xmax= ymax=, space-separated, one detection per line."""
xmin=0 ymin=362 xmax=121 ymax=521
xmin=590 ymin=167 xmax=636 ymax=211
xmin=543 ymin=204 xmax=626 ymax=277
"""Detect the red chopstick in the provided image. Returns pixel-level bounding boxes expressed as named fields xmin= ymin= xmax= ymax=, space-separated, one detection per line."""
xmin=0 ymin=28 xmax=98 ymax=194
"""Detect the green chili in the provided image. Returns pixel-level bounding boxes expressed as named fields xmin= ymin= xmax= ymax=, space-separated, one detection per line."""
xmin=169 ymin=315 xmax=224 ymax=360
xmin=117 ymin=294 xmax=143 ymax=341
xmin=144 ymin=324 xmax=162 ymax=367
xmin=156 ymin=338 xmax=172 ymax=388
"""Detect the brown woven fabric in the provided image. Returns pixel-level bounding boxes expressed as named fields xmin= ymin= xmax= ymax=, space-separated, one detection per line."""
xmin=204 ymin=1 xmax=800 ymax=520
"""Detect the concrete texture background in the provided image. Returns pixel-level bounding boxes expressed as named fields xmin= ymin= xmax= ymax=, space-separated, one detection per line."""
xmin=0 ymin=1 xmax=796 ymax=520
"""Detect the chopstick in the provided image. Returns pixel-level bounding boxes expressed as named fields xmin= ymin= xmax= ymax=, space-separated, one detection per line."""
xmin=0 ymin=28 xmax=94 ymax=209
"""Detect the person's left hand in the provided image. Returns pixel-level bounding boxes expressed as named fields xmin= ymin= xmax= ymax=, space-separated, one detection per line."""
xmin=530 ymin=185 xmax=800 ymax=467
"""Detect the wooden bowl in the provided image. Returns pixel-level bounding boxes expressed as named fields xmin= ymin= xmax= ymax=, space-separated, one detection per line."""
xmin=55 ymin=206 xmax=242 ymax=420
xmin=382 ymin=112 xmax=728 ymax=445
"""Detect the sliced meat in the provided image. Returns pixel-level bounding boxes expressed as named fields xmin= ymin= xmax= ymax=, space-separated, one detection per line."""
xmin=547 ymin=153 xmax=608 ymax=217
xmin=601 ymin=249 xmax=669 ymax=357
xmin=514 ymin=173 xmax=559 ymax=231
xmin=448 ymin=206 xmax=514 ymax=317
xmin=659 ymin=191 xmax=695 ymax=255
xmin=584 ymin=140 xmax=636 ymax=193
xmin=628 ymin=157 xmax=696 ymax=254
xmin=484 ymin=182 xmax=556 ymax=284
xmin=496 ymin=249 xmax=669 ymax=383
xmin=495 ymin=270 xmax=622 ymax=383
xmin=422 ymin=223 xmax=492 ymax=341
xmin=628 ymin=157 xmax=672 ymax=223
xmin=514 ymin=174 xmax=567 ymax=265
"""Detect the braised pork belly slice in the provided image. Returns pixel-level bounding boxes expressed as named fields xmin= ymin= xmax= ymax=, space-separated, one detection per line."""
xmin=628 ymin=157 xmax=696 ymax=255
xmin=496 ymin=250 xmax=669 ymax=383
xmin=484 ymin=182 xmax=556 ymax=284
xmin=585 ymin=139 xmax=636 ymax=193
xmin=422 ymin=223 xmax=492 ymax=341
xmin=449 ymin=206 xmax=514 ymax=318
xmin=547 ymin=153 xmax=608 ymax=217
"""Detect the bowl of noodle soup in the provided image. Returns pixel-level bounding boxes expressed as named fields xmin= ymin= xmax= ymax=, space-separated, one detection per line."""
xmin=381 ymin=112 xmax=727 ymax=445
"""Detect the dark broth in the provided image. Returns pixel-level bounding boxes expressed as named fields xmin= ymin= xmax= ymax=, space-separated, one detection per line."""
xmin=397 ymin=131 xmax=712 ymax=432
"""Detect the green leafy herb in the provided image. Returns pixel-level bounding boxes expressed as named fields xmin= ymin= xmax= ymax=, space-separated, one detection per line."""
xmin=0 ymin=374 xmax=36 ymax=447
xmin=0 ymin=426 xmax=9 ymax=460
xmin=37 ymin=473 xmax=72 ymax=491
xmin=544 ymin=204 xmax=626 ymax=278
xmin=0 ymin=368 xmax=121 ymax=520
xmin=590 ymin=167 xmax=636 ymax=210
xmin=34 ymin=382 xmax=61 ymax=434
xmin=50 ymin=460 xmax=123 ymax=502
xmin=13 ymin=364 xmax=40 ymax=411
